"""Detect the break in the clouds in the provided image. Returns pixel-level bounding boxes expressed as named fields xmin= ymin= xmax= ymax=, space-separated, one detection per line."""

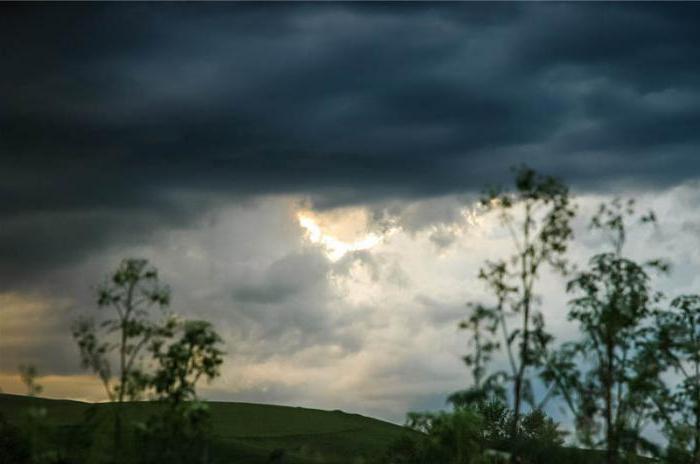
xmin=2 ymin=3 xmax=700 ymax=423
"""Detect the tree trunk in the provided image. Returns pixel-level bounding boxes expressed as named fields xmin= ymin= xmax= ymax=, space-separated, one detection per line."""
xmin=694 ymin=396 xmax=700 ymax=464
xmin=513 ymin=374 xmax=522 ymax=437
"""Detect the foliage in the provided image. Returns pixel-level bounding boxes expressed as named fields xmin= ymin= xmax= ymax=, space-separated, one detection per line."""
xmin=476 ymin=403 xmax=566 ymax=458
xmin=519 ymin=408 xmax=566 ymax=446
xmin=475 ymin=401 xmax=512 ymax=446
xmin=149 ymin=319 xmax=224 ymax=405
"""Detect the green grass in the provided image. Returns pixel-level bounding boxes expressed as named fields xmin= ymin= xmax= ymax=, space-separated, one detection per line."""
xmin=0 ymin=393 xmax=414 ymax=463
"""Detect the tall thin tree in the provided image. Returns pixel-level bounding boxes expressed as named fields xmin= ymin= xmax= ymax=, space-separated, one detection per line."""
xmin=462 ymin=166 xmax=576 ymax=438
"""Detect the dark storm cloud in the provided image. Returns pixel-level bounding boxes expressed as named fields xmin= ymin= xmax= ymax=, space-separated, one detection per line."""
xmin=3 ymin=2 xmax=700 ymax=284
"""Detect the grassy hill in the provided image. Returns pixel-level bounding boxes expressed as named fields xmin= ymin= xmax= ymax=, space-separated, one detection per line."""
xmin=0 ymin=393 xmax=414 ymax=463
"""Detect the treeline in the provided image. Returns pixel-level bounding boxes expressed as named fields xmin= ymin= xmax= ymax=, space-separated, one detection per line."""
xmin=378 ymin=167 xmax=700 ymax=464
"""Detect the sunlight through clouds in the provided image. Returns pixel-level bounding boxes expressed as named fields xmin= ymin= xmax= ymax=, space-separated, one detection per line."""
xmin=297 ymin=209 xmax=387 ymax=261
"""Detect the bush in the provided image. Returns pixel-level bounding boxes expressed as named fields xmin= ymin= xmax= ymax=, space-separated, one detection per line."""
xmin=379 ymin=408 xmax=496 ymax=464
xmin=379 ymin=405 xmax=571 ymax=464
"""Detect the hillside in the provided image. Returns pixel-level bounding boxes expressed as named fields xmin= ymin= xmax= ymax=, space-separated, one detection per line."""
xmin=0 ymin=393 xmax=413 ymax=463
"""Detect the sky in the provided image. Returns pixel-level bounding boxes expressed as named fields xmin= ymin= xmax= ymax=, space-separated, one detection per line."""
xmin=3 ymin=3 xmax=700 ymax=427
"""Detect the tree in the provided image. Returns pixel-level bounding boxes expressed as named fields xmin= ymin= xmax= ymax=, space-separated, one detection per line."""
xmin=460 ymin=166 xmax=576 ymax=437
xmin=540 ymin=199 xmax=666 ymax=464
xmin=654 ymin=294 xmax=700 ymax=463
xmin=72 ymin=258 xmax=226 ymax=462
xmin=72 ymin=258 xmax=171 ymax=446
